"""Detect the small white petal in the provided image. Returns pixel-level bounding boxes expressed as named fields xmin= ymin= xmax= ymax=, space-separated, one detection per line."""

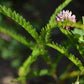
xmin=72 ymin=15 xmax=76 ymax=18
xmin=69 ymin=11 xmax=72 ymax=16
xmin=57 ymin=18 xmax=60 ymax=21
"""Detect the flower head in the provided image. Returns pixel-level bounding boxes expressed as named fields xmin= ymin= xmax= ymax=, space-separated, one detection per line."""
xmin=56 ymin=10 xmax=76 ymax=30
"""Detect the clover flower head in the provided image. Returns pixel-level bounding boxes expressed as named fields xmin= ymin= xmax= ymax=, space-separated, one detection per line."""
xmin=56 ymin=10 xmax=76 ymax=30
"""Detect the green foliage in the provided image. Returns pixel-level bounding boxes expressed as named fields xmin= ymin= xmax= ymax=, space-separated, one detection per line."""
xmin=0 ymin=26 xmax=30 ymax=47
xmin=60 ymin=27 xmax=84 ymax=59
xmin=40 ymin=0 xmax=72 ymax=44
xmin=0 ymin=5 xmax=39 ymax=41
xmin=0 ymin=0 xmax=84 ymax=84
xmin=47 ymin=42 xmax=83 ymax=70
xmin=19 ymin=47 xmax=41 ymax=76
xmin=12 ymin=69 xmax=53 ymax=82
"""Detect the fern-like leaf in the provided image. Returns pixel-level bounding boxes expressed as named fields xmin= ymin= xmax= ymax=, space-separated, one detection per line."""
xmin=0 ymin=26 xmax=33 ymax=48
xmin=60 ymin=27 xmax=84 ymax=59
xmin=47 ymin=42 xmax=84 ymax=70
xmin=0 ymin=5 xmax=39 ymax=41
xmin=40 ymin=21 xmax=84 ymax=45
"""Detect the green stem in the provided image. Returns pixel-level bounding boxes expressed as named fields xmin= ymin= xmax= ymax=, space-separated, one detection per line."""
xmin=53 ymin=74 xmax=59 ymax=84
xmin=59 ymin=70 xmax=84 ymax=80
xmin=82 ymin=16 xmax=84 ymax=25
xmin=20 ymin=79 xmax=26 ymax=84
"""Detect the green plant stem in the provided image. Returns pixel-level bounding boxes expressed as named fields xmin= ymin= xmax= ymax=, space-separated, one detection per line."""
xmin=82 ymin=16 xmax=84 ymax=25
xmin=59 ymin=70 xmax=84 ymax=80
xmin=59 ymin=63 xmax=73 ymax=80
xmin=65 ymin=63 xmax=73 ymax=73
xmin=52 ymin=63 xmax=73 ymax=84
xmin=82 ymin=16 xmax=84 ymax=34
xmin=21 ymin=80 xmax=26 ymax=84
xmin=53 ymin=74 xmax=59 ymax=84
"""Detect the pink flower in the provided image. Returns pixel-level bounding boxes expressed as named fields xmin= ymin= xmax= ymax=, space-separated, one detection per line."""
xmin=56 ymin=10 xmax=76 ymax=30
